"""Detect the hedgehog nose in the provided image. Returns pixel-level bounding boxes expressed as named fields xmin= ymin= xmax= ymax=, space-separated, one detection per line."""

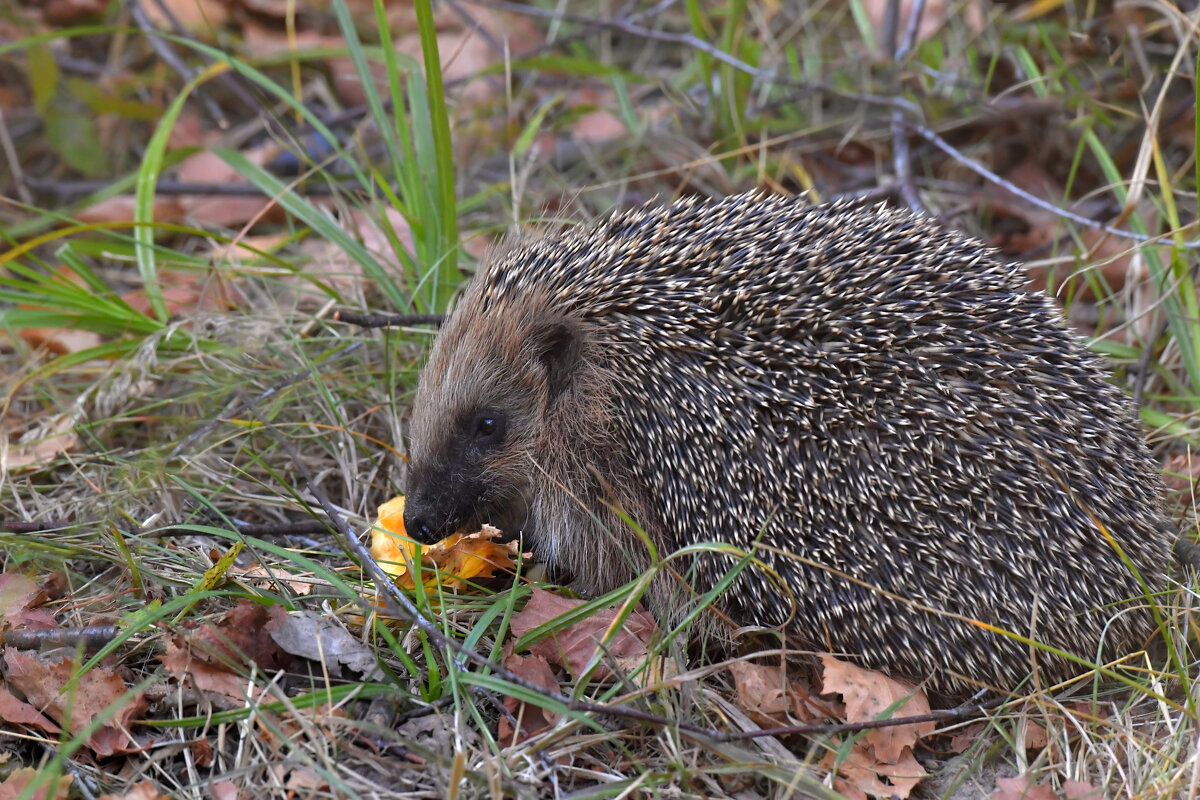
xmin=402 ymin=504 xmax=439 ymax=544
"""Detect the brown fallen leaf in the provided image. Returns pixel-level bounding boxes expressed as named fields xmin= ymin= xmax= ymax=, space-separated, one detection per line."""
xmin=822 ymin=742 xmax=927 ymax=800
xmin=4 ymin=650 xmax=146 ymax=757
xmin=0 ymin=686 xmax=62 ymax=737
xmin=188 ymin=599 xmax=293 ymax=673
xmin=0 ymin=572 xmax=57 ymax=630
xmin=0 ymin=767 xmax=73 ymax=800
xmin=2 ymin=413 xmax=79 ymax=472
xmin=947 ymin=721 xmax=987 ymax=754
xmin=816 ymin=655 xmax=934 ymax=799
xmin=992 ymin=774 xmax=1057 ymax=800
xmin=820 ymin=655 xmax=934 ymax=763
xmin=1064 ymin=779 xmax=1105 ymax=800
xmin=140 ymin=0 xmax=229 ymax=32
xmin=509 ymin=586 xmax=658 ymax=680
xmin=18 ymin=327 xmax=101 ymax=356
xmin=497 ymin=651 xmax=560 ymax=745
xmin=41 ymin=0 xmax=107 ymax=24
xmin=728 ymin=660 xmax=791 ymax=718
xmin=161 ymin=638 xmax=250 ymax=710
xmin=97 ymin=781 xmax=168 ymax=800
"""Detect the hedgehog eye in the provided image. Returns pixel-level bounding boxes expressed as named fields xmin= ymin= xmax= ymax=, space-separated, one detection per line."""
xmin=471 ymin=411 xmax=506 ymax=443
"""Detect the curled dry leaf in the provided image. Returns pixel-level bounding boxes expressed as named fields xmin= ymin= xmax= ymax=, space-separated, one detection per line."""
xmin=0 ymin=768 xmax=73 ymax=800
xmin=265 ymin=609 xmax=382 ymax=679
xmin=992 ymin=774 xmax=1058 ymax=800
xmin=728 ymin=661 xmax=791 ymax=718
xmin=0 ymin=572 xmax=57 ymax=630
xmin=823 ymin=745 xmax=927 ymax=800
xmin=96 ymin=781 xmax=168 ymax=800
xmin=371 ymin=496 xmax=522 ymax=591
xmin=509 ymin=586 xmax=660 ymax=682
xmin=4 ymin=650 xmax=147 ymax=757
xmin=820 ymin=655 xmax=934 ymax=762
xmin=0 ymin=685 xmax=62 ymax=737
xmin=2 ymin=412 xmax=79 ymax=473
xmin=819 ymin=655 xmax=934 ymax=799
xmin=498 ymin=651 xmax=560 ymax=745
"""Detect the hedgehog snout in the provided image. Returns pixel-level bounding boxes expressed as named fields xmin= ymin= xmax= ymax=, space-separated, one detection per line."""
xmin=401 ymin=494 xmax=447 ymax=544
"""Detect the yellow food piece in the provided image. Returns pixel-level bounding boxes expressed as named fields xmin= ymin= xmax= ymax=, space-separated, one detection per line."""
xmin=370 ymin=496 xmax=520 ymax=591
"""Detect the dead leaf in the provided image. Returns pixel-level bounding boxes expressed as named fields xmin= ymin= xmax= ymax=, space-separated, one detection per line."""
xmin=169 ymin=600 xmax=292 ymax=678
xmin=190 ymin=738 xmax=214 ymax=768
xmin=140 ymin=0 xmax=229 ymax=32
xmin=41 ymin=0 xmax=107 ymax=24
xmin=1162 ymin=452 xmax=1200 ymax=507
xmin=4 ymin=650 xmax=146 ymax=757
xmin=820 ymin=655 xmax=934 ymax=763
xmin=1021 ymin=719 xmax=1049 ymax=751
xmin=0 ymin=686 xmax=62 ymax=737
xmin=0 ymin=768 xmax=73 ymax=800
xmin=862 ymin=0 xmax=984 ymax=54
xmin=96 ymin=781 xmax=168 ymax=800
xmin=992 ymin=774 xmax=1057 ymax=800
xmin=120 ymin=269 xmax=230 ymax=318
xmin=161 ymin=638 xmax=249 ymax=709
xmin=209 ymin=781 xmax=238 ymax=800
xmin=2 ymin=413 xmax=79 ymax=472
xmin=76 ymin=195 xmax=186 ymax=225
xmin=822 ymin=743 xmax=926 ymax=800
xmin=265 ymin=609 xmax=383 ymax=679
xmin=497 ymin=651 xmax=559 ymax=744
xmin=728 ymin=660 xmax=790 ymax=717
xmin=233 ymin=561 xmax=315 ymax=596
xmin=1064 ymin=779 xmax=1105 ymax=800
xmin=210 ymin=233 xmax=291 ymax=265
xmin=982 ymin=160 xmax=1152 ymax=298
xmin=0 ymin=573 xmax=42 ymax=626
xmin=510 ymin=586 xmax=657 ymax=680
xmin=947 ymin=721 xmax=987 ymax=754
xmin=18 ymin=328 xmax=101 ymax=356
xmin=328 ymin=7 xmax=529 ymax=109
xmin=291 ymin=207 xmax=416 ymax=306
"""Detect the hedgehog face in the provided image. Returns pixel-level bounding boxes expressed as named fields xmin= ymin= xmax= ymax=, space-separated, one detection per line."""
xmin=403 ymin=396 xmax=531 ymax=543
xmin=403 ymin=301 xmax=586 ymax=545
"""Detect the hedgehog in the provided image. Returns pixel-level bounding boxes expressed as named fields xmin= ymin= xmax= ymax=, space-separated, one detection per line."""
xmin=401 ymin=193 xmax=1172 ymax=699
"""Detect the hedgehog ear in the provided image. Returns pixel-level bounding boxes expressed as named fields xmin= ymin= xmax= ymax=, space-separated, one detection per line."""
xmin=530 ymin=318 xmax=581 ymax=398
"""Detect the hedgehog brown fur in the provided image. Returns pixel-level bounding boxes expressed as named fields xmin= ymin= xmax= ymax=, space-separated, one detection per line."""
xmin=402 ymin=193 xmax=1172 ymax=699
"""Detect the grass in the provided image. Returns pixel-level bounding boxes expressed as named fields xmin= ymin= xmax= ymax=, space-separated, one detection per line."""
xmin=0 ymin=0 xmax=1198 ymax=797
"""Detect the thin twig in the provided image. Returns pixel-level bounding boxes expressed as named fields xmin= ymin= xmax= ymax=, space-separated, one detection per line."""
xmin=473 ymin=0 xmax=920 ymax=114
xmin=0 ymin=109 xmax=32 ymax=205
xmin=906 ymin=120 xmax=1200 ymax=248
xmin=149 ymin=0 xmax=262 ymax=115
xmin=1132 ymin=317 xmax=1169 ymax=410
xmin=129 ymin=0 xmax=228 ymax=129
xmin=332 ymin=311 xmax=446 ymax=329
xmin=3 ymin=626 xmax=119 ymax=652
xmin=890 ymin=0 xmax=927 ymax=215
xmin=23 ymin=177 xmax=371 ymax=199
xmin=725 ymin=692 xmax=999 ymax=740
